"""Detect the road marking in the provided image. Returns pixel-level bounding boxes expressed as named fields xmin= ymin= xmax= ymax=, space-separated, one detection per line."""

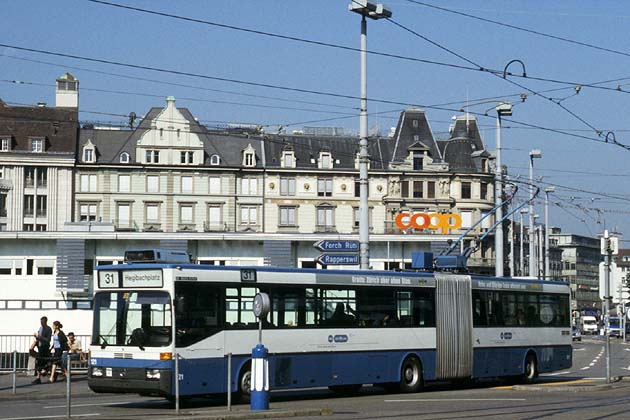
xmin=44 ymin=401 xmax=132 ymax=409
xmin=581 ymin=366 xmax=590 ymax=370
xmin=0 ymin=415 xmax=99 ymax=420
xmin=573 ymin=348 xmax=585 ymax=351
xmin=548 ymin=371 xmax=571 ymax=376
xmin=385 ymin=398 xmax=526 ymax=402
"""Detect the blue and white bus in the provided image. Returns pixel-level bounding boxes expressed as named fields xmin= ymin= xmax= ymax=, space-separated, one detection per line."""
xmin=88 ymin=258 xmax=571 ymax=399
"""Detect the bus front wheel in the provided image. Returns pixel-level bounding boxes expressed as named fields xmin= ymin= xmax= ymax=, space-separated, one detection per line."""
xmin=237 ymin=363 xmax=252 ymax=403
xmin=399 ymin=356 xmax=423 ymax=393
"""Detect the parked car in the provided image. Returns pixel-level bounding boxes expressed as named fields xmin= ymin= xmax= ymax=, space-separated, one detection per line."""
xmin=572 ymin=326 xmax=582 ymax=341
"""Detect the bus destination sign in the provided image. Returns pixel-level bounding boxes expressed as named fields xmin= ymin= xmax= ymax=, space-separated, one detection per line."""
xmin=122 ymin=270 xmax=163 ymax=288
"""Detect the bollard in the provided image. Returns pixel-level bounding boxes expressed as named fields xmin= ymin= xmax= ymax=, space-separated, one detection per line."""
xmin=66 ymin=350 xmax=71 ymax=419
xmin=12 ymin=350 xmax=17 ymax=394
xmin=250 ymin=344 xmax=269 ymax=411
xmin=227 ymin=352 xmax=232 ymax=411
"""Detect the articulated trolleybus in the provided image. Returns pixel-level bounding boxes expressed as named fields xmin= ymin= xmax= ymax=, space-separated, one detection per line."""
xmin=88 ymin=250 xmax=571 ymax=399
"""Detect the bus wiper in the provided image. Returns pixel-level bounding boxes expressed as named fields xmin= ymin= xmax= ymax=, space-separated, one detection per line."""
xmin=99 ymin=335 xmax=109 ymax=349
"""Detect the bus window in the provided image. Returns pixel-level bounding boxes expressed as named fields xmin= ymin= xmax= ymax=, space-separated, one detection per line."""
xmin=226 ymin=287 xmax=259 ymax=328
xmin=414 ymin=289 xmax=435 ymax=327
xmin=272 ymin=289 xmax=302 ymax=327
xmin=320 ymin=289 xmax=357 ymax=327
xmin=175 ymin=282 xmax=221 ymax=347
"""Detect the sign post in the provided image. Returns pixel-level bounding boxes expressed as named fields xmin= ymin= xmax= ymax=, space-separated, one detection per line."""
xmin=251 ymin=293 xmax=270 ymax=411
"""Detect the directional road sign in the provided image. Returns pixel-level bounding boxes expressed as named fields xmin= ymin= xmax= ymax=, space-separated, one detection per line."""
xmin=314 ymin=240 xmax=359 ymax=252
xmin=317 ymin=254 xmax=359 ymax=266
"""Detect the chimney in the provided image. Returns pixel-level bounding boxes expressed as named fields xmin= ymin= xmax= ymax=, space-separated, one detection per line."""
xmin=55 ymin=73 xmax=79 ymax=108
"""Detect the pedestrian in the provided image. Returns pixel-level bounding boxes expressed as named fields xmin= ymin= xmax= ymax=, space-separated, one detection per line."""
xmin=49 ymin=321 xmax=69 ymax=383
xmin=31 ymin=316 xmax=52 ymax=384
xmin=61 ymin=332 xmax=85 ymax=369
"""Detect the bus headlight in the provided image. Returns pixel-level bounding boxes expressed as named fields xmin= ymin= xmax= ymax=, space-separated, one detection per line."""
xmin=92 ymin=367 xmax=104 ymax=377
xmin=146 ymin=369 xmax=161 ymax=380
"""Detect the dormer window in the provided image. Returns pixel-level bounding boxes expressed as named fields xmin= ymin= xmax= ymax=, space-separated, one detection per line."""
xmin=413 ymin=152 xmax=423 ymax=171
xmin=210 ymin=154 xmax=221 ymax=166
xmin=0 ymin=137 xmax=10 ymax=152
xmin=31 ymin=138 xmax=44 ymax=153
xmin=83 ymin=148 xmax=95 ymax=163
xmin=120 ymin=152 xmax=130 ymax=163
xmin=412 ymin=119 xmax=419 ymax=128
xmin=242 ymin=144 xmax=256 ymax=167
xmin=319 ymin=152 xmax=332 ymax=169
xmin=282 ymin=150 xmax=295 ymax=168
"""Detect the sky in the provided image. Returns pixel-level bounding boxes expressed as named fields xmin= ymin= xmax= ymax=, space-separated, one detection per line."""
xmin=2 ymin=0 xmax=630 ymax=242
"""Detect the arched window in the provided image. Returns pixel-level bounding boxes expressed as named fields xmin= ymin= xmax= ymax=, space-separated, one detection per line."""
xmin=210 ymin=154 xmax=221 ymax=166
xmin=120 ymin=152 xmax=130 ymax=163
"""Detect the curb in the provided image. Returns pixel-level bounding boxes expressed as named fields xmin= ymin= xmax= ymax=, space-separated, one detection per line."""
xmin=512 ymin=377 xmax=628 ymax=393
xmin=164 ymin=407 xmax=333 ymax=420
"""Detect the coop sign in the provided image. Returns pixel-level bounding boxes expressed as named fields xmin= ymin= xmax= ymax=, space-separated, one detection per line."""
xmin=395 ymin=212 xmax=462 ymax=234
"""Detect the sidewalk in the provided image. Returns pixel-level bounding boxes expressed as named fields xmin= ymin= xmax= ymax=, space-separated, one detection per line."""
xmin=0 ymin=371 xmax=94 ymax=401
xmin=0 ymin=373 xmax=332 ymax=420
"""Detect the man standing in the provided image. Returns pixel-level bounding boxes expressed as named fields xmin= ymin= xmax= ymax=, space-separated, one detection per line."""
xmin=32 ymin=316 xmax=52 ymax=384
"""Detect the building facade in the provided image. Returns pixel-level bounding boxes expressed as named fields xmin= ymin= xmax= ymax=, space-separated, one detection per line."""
xmin=0 ymin=75 xmax=507 ymax=335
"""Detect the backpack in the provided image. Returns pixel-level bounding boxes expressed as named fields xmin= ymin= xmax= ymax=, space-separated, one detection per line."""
xmin=58 ymin=331 xmax=69 ymax=352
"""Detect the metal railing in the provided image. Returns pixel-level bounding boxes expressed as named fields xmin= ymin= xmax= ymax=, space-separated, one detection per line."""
xmin=0 ymin=335 xmax=90 ymax=373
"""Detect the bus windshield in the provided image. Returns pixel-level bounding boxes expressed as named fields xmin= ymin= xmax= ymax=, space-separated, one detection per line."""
xmin=92 ymin=291 xmax=172 ymax=348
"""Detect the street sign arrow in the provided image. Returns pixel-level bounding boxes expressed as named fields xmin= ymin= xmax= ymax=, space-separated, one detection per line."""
xmin=317 ymin=254 xmax=359 ymax=266
xmin=314 ymin=240 xmax=360 ymax=252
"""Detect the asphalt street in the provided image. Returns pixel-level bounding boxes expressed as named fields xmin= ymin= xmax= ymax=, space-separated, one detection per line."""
xmin=1 ymin=337 xmax=629 ymax=420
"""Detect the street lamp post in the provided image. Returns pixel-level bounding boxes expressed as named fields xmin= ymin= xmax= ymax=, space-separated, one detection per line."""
xmin=519 ymin=209 xmax=528 ymax=276
xmin=495 ymin=103 xmax=512 ymax=277
xmin=529 ymin=149 xmax=542 ymax=278
xmin=544 ymin=186 xmax=555 ymax=279
xmin=349 ymin=0 xmax=392 ymax=270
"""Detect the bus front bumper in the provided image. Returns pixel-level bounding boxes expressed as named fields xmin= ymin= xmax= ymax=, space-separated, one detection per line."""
xmin=88 ymin=366 xmax=172 ymax=397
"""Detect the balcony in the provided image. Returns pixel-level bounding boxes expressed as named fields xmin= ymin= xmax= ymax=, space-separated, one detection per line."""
xmin=114 ymin=220 xmax=138 ymax=231
xmin=315 ymin=225 xmax=337 ymax=233
xmin=204 ymin=221 xmax=228 ymax=232
xmin=143 ymin=223 xmax=162 ymax=232
xmin=177 ymin=223 xmax=197 ymax=232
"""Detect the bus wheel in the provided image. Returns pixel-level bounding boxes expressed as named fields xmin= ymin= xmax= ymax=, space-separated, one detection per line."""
xmin=399 ymin=356 xmax=423 ymax=393
xmin=522 ymin=354 xmax=538 ymax=383
xmin=237 ymin=363 xmax=252 ymax=403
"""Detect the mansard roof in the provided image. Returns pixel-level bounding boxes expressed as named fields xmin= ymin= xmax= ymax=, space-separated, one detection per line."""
xmin=389 ymin=108 xmax=441 ymax=163
xmin=443 ymin=137 xmax=477 ymax=173
xmin=450 ymin=114 xmax=485 ymax=153
xmin=0 ymin=103 xmax=78 ymax=154
xmin=79 ymin=128 xmax=134 ymax=163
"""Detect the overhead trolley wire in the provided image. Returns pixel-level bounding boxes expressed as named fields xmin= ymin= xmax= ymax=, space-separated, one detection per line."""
xmin=83 ymin=0 xmax=630 ymax=95
xmin=406 ymin=0 xmax=630 ymax=59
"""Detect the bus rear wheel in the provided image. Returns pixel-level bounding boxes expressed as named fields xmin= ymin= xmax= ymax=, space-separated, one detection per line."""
xmin=522 ymin=354 xmax=538 ymax=383
xmin=399 ymin=356 xmax=423 ymax=393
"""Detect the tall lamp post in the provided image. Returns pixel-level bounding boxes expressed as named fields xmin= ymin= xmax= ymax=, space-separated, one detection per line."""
xmin=529 ymin=149 xmax=542 ymax=278
xmin=544 ymin=186 xmax=555 ymax=279
xmin=519 ymin=208 xmax=528 ymax=276
xmin=349 ymin=0 xmax=392 ymax=270
xmin=495 ymin=103 xmax=512 ymax=277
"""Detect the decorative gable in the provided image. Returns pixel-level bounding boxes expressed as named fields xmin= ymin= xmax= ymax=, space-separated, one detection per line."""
xmin=242 ymin=143 xmax=257 ymax=167
xmin=136 ymin=97 xmax=204 ymax=165
xmin=82 ymin=139 xmax=96 ymax=163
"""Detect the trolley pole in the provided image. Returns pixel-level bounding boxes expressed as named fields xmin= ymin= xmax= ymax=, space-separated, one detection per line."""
xmin=603 ymin=230 xmax=612 ymax=384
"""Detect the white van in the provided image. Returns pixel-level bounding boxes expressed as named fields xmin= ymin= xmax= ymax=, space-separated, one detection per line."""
xmin=581 ymin=315 xmax=598 ymax=335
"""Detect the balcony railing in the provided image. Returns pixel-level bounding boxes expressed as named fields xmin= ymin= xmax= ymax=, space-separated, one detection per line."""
xmin=114 ymin=220 xmax=138 ymax=231
xmin=204 ymin=221 xmax=228 ymax=232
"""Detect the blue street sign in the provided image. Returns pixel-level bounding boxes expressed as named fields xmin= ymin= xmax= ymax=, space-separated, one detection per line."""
xmin=314 ymin=240 xmax=360 ymax=252
xmin=317 ymin=254 xmax=359 ymax=266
